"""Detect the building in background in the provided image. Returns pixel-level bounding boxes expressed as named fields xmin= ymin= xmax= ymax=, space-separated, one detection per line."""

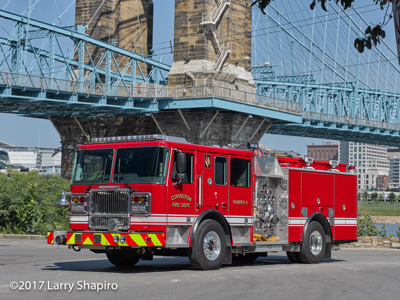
xmin=338 ymin=141 xmax=389 ymax=191
xmin=389 ymin=156 xmax=400 ymax=191
xmin=307 ymin=142 xmax=338 ymax=162
xmin=0 ymin=140 xmax=61 ymax=173
xmin=387 ymin=147 xmax=400 ymax=158
xmin=376 ymin=175 xmax=390 ymax=191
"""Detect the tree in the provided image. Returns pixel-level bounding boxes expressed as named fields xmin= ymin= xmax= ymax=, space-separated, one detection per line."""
xmin=251 ymin=0 xmax=393 ymax=53
xmin=15 ymin=183 xmax=42 ymax=234
xmin=0 ymin=170 xmax=70 ymax=235
xmin=388 ymin=192 xmax=396 ymax=202
xmin=378 ymin=193 xmax=384 ymax=201
xmin=363 ymin=190 xmax=369 ymax=202
xmin=370 ymin=192 xmax=378 ymax=201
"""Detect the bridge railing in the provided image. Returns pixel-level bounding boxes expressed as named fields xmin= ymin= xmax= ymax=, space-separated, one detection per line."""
xmin=0 ymin=71 xmax=301 ymax=114
xmin=3 ymin=71 xmax=400 ymax=131
xmin=160 ymin=85 xmax=301 ymax=114
xmin=304 ymin=111 xmax=400 ymax=132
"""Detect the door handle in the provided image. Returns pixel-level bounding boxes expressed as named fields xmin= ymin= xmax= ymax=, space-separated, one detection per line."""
xmin=198 ymin=175 xmax=202 ymax=207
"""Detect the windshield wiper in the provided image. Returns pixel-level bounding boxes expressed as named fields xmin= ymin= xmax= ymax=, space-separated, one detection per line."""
xmin=117 ymin=159 xmax=122 ymax=183
xmin=85 ymin=159 xmax=108 ymax=193
xmin=85 ymin=175 xmax=102 ymax=193
xmin=102 ymin=158 xmax=108 ymax=182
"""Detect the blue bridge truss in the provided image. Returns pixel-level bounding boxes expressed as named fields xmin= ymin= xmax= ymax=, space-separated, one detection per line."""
xmin=1 ymin=3 xmax=400 ymax=146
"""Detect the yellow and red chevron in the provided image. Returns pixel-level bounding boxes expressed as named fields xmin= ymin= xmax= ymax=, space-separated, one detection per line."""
xmin=67 ymin=232 xmax=165 ymax=247
xmin=47 ymin=232 xmax=54 ymax=244
xmin=47 ymin=231 xmax=165 ymax=247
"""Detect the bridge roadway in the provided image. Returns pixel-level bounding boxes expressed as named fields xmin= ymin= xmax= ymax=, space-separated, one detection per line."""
xmin=2 ymin=71 xmax=400 ymax=145
xmin=0 ymin=238 xmax=399 ymax=299
xmin=0 ymin=70 xmax=301 ymax=122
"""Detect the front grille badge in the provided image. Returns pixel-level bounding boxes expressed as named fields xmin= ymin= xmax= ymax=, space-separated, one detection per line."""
xmin=107 ymin=218 xmax=124 ymax=231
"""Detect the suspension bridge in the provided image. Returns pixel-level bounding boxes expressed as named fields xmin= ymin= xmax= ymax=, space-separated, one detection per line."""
xmin=0 ymin=0 xmax=400 ymax=152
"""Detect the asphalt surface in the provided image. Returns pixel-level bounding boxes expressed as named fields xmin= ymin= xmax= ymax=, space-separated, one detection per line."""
xmin=0 ymin=238 xmax=399 ymax=300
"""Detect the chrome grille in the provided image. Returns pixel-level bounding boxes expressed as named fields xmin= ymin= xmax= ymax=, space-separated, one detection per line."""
xmin=90 ymin=189 xmax=130 ymax=214
xmin=89 ymin=189 xmax=130 ymax=230
xmin=90 ymin=216 xmax=129 ymax=229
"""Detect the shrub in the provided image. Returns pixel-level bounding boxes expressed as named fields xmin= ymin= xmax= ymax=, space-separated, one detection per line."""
xmin=0 ymin=170 xmax=70 ymax=235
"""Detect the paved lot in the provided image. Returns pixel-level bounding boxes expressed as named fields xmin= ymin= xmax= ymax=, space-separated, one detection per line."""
xmin=0 ymin=238 xmax=399 ymax=300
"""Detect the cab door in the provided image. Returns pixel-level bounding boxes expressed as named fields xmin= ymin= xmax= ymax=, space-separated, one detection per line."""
xmin=228 ymin=156 xmax=253 ymax=218
xmin=167 ymin=149 xmax=196 ymax=224
xmin=195 ymin=152 xmax=229 ymax=215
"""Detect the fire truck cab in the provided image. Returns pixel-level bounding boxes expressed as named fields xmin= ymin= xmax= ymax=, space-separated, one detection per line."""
xmin=48 ymin=135 xmax=357 ymax=270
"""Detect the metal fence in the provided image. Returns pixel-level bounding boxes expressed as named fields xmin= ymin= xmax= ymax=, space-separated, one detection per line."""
xmin=3 ymin=71 xmax=400 ymax=131
xmin=0 ymin=71 xmax=301 ymax=114
xmin=303 ymin=111 xmax=400 ymax=132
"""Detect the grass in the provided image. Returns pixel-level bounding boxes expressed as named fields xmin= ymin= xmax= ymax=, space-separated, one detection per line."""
xmin=358 ymin=201 xmax=400 ymax=216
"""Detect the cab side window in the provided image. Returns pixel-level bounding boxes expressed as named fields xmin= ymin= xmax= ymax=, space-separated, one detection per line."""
xmin=231 ymin=158 xmax=250 ymax=187
xmin=172 ymin=152 xmax=194 ymax=184
xmin=215 ymin=156 xmax=227 ymax=186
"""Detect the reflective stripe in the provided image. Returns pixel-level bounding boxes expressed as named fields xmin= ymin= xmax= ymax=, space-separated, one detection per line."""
xmin=47 ymin=232 xmax=54 ymax=244
xmin=70 ymin=216 xmax=89 ymax=224
xmin=288 ymin=217 xmax=357 ymax=227
xmin=334 ymin=218 xmax=357 ymax=226
xmin=288 ymin=217 xmax=307 ymax=226
xmin=65 ymin=232 xmax=165 ymax=247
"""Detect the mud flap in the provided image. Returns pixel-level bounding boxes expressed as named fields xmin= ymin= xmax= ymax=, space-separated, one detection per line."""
xmin=223 ymin=247 xmax=232 ymax=264
xmin=324 ymin=243 xmax=332 ymax=259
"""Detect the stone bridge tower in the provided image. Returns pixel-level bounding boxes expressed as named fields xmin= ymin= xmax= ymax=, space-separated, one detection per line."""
xmin=75 ymin=0 xmax=154 ymax=74
xmin=169 ymin=0 xmax=254 ymax=91
xmin=55 ymin=1 xmax=270 ymax=178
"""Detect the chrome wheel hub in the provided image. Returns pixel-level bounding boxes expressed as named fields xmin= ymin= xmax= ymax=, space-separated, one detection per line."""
xmin=203 ymin=231 xmax=221 ymax=261
xmin=310 ymin=230 xmax=323 ymax=256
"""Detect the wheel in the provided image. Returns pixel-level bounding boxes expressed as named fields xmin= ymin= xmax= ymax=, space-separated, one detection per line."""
xmin=189 ymin=219 xmax=226 ymax=270
xmin=106 ymin=250 xmax=141 ymax=267
xmin=299 ymin=221 xmax=326 ymax=264
xmin=286 ymin=251 xmax=302 ymax=263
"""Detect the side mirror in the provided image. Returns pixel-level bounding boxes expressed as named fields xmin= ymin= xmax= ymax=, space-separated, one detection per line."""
xmin=174 ymin=152 xmax=187 ymax=185
xmin=176 ymin=152 xmax=187 ymax=173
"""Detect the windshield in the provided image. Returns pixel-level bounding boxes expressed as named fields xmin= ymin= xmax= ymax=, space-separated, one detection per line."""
xmin=113 ymin=147 xmax=169 ymax=184
xmin=72 ymin=149 xmax=113 ymax=185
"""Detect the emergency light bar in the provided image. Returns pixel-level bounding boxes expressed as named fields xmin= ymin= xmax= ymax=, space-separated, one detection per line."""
xmin=89 ymin=135 xmax=188 ymax=144
xmin=329 ymin=160 xmax=339 ymax=167
xmin=304 ymin=156 xmax=313 ymax=164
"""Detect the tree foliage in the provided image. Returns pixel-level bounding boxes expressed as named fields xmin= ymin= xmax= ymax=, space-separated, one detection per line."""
xmin=370 ymin=192 xmax=378 ymax=201
xmin=388 ymin=192 xmax=396 ymax=202
xmin=363 ymin=190 xmax=368 ymax=201
xmin=0 ymin=170 xmax=70 ymax=235
xmin=357 ymin=210 xmax=386 ymax=237
xmin=251 ymin=0 xmax=393 ymax=53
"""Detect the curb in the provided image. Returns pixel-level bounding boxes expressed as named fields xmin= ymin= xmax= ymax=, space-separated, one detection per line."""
xmin=0 ymin=234 xmax=46 ymax=240
xmin=342 ymin=237 xmax=400 ymax=249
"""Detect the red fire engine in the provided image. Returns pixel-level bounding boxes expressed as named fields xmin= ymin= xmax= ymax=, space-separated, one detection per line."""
xmin=47 ymin=135 xmax=357 ymax=270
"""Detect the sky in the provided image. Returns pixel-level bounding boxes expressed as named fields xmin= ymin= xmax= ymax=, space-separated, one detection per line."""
xmin=0 ymin=0 xmax=397 ymax=155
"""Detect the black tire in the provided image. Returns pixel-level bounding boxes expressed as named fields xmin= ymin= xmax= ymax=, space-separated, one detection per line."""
xmin=106 ymin=250 xmax=141 ymax=267
xmin=299 ymin=221 xmax=326 ymax=264
xmin=286 ymin=251 xmax=302 ymax=263
xmin=189 ymin=219 xmax=226 ymax=270
xmin=233 ymin=253 xmax=260 ymax=262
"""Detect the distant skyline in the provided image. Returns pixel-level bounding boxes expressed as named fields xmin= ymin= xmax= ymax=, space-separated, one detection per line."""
xmin=0 ymin=1 xmax=396 ymax=155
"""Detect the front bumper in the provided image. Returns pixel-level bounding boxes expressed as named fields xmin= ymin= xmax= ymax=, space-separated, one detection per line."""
xmin=47 ymin=231 xmax=165 ymax=248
